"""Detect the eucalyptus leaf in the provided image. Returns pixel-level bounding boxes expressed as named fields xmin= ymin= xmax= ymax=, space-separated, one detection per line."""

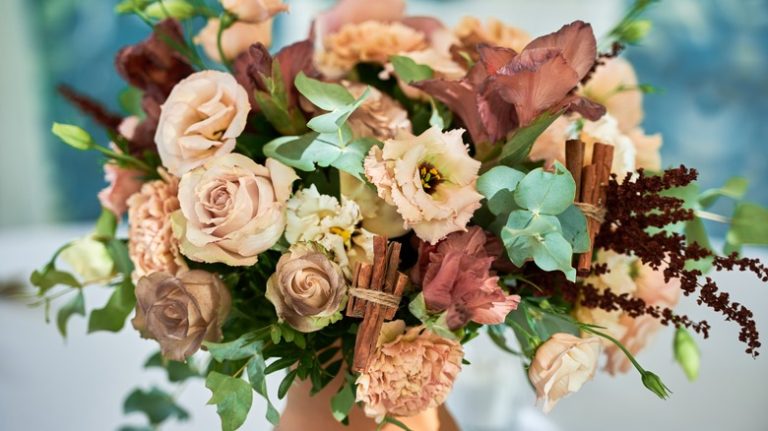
xmin=144 ymin=351 xmax=200 ymax=382
xmin=295 ymin=72 xmax=354 ymax=110
xmin=698 ymin=176 xmax=748 ymax=209
xmin=206 ymin=372 xmax=253 ymax=431
xmin=514 ymin=162 xmax=576 ymax=215
xmin=30 ymin=267 xmax=81 ymax=294
xmin=557 ymin=204 xmax=590 ymax=253
xmin=477 ymin=166 xmax=526 ymax=216
xmin=106 ymin=239 xmax=134 ymax=276
xmin=726 ymin=202 xmax=768 ymax=251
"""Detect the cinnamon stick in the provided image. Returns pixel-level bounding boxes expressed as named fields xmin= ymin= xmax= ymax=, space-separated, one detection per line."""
xmin=565 ymin=139 xmax=585 ymax=200
xmin=385 ymin=274 xmax=408 ymax=320
xmin=346 ymin=263 xmax=372 ymax=318
xmin=577 ymin=143 xmax=614 ymax=275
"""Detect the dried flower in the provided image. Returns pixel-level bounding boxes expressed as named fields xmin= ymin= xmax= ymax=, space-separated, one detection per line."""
xmin=173 ymin=154 xmax=298 ymax=266
xmin=364 ymin=127 xmax=483 ymax=244
xmin=155 ymin=71 xmax=250 ymax=176
xmin=356 ymin=326 xmax=463 ymax=422
xmin=528 ymin=333 xmax=601 ymax=413
xmin=127 ymin=169 xmax=187 ymax=282
xmin=418 ymin=227 xmax=520 ymax=329
xmin=132 ymin=270 xmax=231 ymax=361
xmin=265 ymin=243 xmax=347 ymax=332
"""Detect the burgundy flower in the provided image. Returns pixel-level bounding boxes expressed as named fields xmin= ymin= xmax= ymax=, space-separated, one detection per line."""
xmin=416 ymin=227 xmax=520 ymax=330
xmin=414 ymin=21 xmax=605 ymax=146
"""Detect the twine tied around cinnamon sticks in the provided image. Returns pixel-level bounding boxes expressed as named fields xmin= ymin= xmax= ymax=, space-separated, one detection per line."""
xmin=565 ymin=139 xmax=614 ymax=276
xmin=346 ymin=236 xmax=407 ymax=372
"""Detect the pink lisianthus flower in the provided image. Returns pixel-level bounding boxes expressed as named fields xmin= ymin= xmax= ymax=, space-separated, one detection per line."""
xmin=98 ymin=117 xmax=144 ymax=218
xmin=417 ymin=226 xmax=520 ymax=329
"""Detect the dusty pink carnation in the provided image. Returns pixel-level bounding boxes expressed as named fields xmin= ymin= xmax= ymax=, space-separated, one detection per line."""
xmin=364 ymin=127 xmax=483 ymax=244
xmin=98 ymin=117 xmax=144 ymax=218
xmin=417 ymin=227 xmax=520 ymax=329
xmin=356 ymin=326 xmax=463 ymax=422
xmin=127 ymin=170 xmax=187 ymax=282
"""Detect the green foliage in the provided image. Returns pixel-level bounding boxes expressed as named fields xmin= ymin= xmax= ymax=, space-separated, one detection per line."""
xmin=408 ymin=293 xmax=459 ymax=340
xmin=487 ymin=325 xmax=521 ymax=356
xmin=88 ymin=278 xmax=136 ymax=333
xmin=144 ymin=351 xmax=201 ymax=382
xmin=56 ymin=290 xmax=85 ymax=337
xmin=480 ymin=163 xmax=583 ymax=280
xmin=246 ymin=353 xmax=280 ymax=425
xmin=118 ymin=87 xmax=146 ymax=119
xmin=498 ymin=111 xmax=562 ymax=166
xmin=206 ymin=372 xmax=253 ymax=431
xmin=331 ymin=377 xmax=356 ymax=423
xmin=673 ymin=327 xmax=700 ymax=382
xmin=604 ymin=0 xmax=659 ymax=47
xmin=93 ymin=209 xmax=118 ymax=240
xmin=206 ymin=333 xmax=266 ymax=362
xmin=726 ymin=203 xmax=768 ymax=252
xmin=254 ymin=60 xmax=309 ymax=136
xmin=295 ymin=72 xmax=370 ymax=133
xmin=52 ymin=123 xmax=95 ymax=150
xmin=124 ymin=387 xmax=189 ymax=425
xmin=699 ymin=177 xmax=748 ymax=209
xmin=390 ymin=55 xmax=434 ymax=83
xmin=30 ymin=266 xmax=81 ymax=294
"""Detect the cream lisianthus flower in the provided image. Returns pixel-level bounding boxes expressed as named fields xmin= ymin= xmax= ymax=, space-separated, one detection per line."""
xmin=528 ymin=333 xmax=601 ymax=413
xmin=316 ymin=20 xmax=428 ymax=79
xmin=173 ymin=153 xmax=298 ymax=266
xmin=195 ymin=19 xmax=273 ymax=63
xmin=580 ymin=114 xmax=637 ymax=179
xmin=356 ymin=326 xmax=463 ymax=422
xmin=364 ymin=127 xmax=483 ymax=244
xmin=285 ymin=184 xmax=372 ymax=278
xmin=155 ymin=71 xmax=250 ymax=176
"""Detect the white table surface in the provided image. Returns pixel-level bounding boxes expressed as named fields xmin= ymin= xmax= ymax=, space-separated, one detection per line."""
xmin=1 ymin=225 xmax=767 ymax=431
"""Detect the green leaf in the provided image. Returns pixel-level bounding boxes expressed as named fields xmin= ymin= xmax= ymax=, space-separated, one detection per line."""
xmin=93 ymin=209 xmax=118 ymax=240
xmin=88 ymin=278 xmax=136 ymax=333
xmin=30 ymin=267 xmax=81 ymax=294
xmin=254 ymin=60 xmax=309 ymax=136
xmin=331 ymin=380 xmax=356 ymax=422
xmin=118 ymin=87 xmax=145 ymax=119
xmin=295 ymin=72 xmax=354 ymax=110
xmin=206 ymin=334 xmax=264 ymax=362
xmin=247 ymin=354 xmax=281 ymax=425
xmin=56 ymin=290 xmax=85 ymax=338
xmin=501 ymin=211 xmax=576 ymax=281
xmin=698 ymin=176 xmax=749 ymax=209
xmin=557 ymin=204 xmax=590 ymax=253
xmin=144 ymin=0 xmax=196 ymax=20
xmin=144 ymin=351 xmax=200 ymax=382
xmin=265 ymin=357 xmax=297 ymax=375
xmin=726 ymin=202 xmax=768 ymax=251
xmin=124 ymin=387 xmax=189 ymax=425
xmin=390 ymin=55 xmax=434 ymax=83
xmin=52 ymin=123 xmax=95 ymax=150
xmin=306 ymin=88 xmax=370 ymax=134
xmin=331 ymin=137 xmax=378 ymax=180
xmin=206 ymin=372 xmax=253 ymax=431
xmin=487 ymin=325 xmax=520 ymax=355
xmin=531 ymin=233 xmax=576 ymax=281
xmin=477 ymin=165 xmax=526 ymax=216
xmin=514 ymin=162 xmax=576 ymax=215
xmin=277 ymin=369 xmax=298 ymax=399
xmin=264 ymin=133 xmax=328 ymax=171
xmin=498 ymin=111 xmax=562 ymax=166
xmin=380 ymin=416 xmax=415 ymax=431
xmin=674 ymin=327 xmax=700 ymax=382
xmin=106 ymin=239 xmax=134 ymax=276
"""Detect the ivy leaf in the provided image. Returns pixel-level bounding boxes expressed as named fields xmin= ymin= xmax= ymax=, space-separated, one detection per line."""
xmin=247 ymin=354 xmax=280 ymax=425
xmin=514 ymin=162 xmax=576 ymax=215
xmin=499 ymin=111 xmax=562 ymax=166
xmin=56 ymin=290 xmax=85 ymax=338
xmin=390 ymin=55 xmax=434 ymax=83
xmin=330 ymin=380 xmax=356 ymax=422
xmin=477 ymin=165 xmax=526 ymax=216
xmin=557 ymin=204 xmax=590 ymax=253
xmin=30 ymin=267 xmax=81 ymax=295
xmin=206 ymin=372 xmax=253 ymax=431
xmin=88 ymin=278 xmax=136 ymax=333
xmin=124 ymin=387 xmax=189 ymax=425
xmin=205 ymin=334 xmax=264 ymax=362
xmin=144 ymin=351 xmax=200 ymax=382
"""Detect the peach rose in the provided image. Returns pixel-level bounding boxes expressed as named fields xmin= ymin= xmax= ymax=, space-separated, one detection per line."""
xmin=132 ymin=270 xmax=231 ymax=361
xmin=528 ymin=333 xmax=601 ymax=413
xmin=155 ymin=71 xmax=250 ymax=176
xmin=195 ymin=19 xmax=273 ymax=63
xmin=221 ymin=0 xmax=287 ymax=23
xmin=364 ymin=127 xmax=483 ymax=244
xmin=356 ymin=326 xmax=463 ymax=422
xmin=127 ymin=169 xmax=187 ymax=281
xmin=98 ymin=117 xmax=144 ymax=218
xmin=316 ymin=20 xmax=428 ymax=79
xmin=172 ymin=153 xmax=298 ymax=266
xmin=265 ymin=243 xmax=347 ymax=332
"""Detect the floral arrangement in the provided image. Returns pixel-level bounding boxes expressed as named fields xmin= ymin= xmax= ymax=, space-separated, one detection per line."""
xmin=33 ymin=0 xmax=768 ymax=430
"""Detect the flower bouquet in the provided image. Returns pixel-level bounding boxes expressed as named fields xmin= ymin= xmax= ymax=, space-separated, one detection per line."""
xmin=33 ymin=0 xmax=768 ymax=430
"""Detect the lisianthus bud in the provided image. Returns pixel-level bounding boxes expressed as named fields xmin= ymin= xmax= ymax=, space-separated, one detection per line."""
xmin=674 ymin=327 xmax=700 ymax=381
xmin=144 ymin=0 xmax=196 ymax=20
xmin=641 ymin=371 xmax=672 ymax=399
xmin=60 ymin=237 xmax=114 ymax=284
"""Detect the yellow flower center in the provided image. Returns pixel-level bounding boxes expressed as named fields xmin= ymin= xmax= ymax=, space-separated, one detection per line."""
xmin=419 ymin=162 xmax=444 ymax=194
xmin=329 ymin=226 xmax=352 ymax=245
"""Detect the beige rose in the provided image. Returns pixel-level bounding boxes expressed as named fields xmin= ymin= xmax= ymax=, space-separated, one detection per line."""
xmin=364 ymin=127 xmax=483 ymax=244
xmin=265 ymin=243 xmax=347 ymax=332
xmin=132 ymin=270 xmax=231 ymax=361
xmin=156 ymin=70 xmax=250 ymax=176
xmin=221 ymin=0 xmax=287 ymax=23
xmin=528 ymin=333 xmax=601 ymax=413
xmin=173 ymin=153 xmax=298 ymax=266
xmin=195 ymin=19 xmax=273 ymax=63
xmin=127 ymin=169 xmax=187 ymax=281
xmin=316 ymin=20 xmax=428 ymax=79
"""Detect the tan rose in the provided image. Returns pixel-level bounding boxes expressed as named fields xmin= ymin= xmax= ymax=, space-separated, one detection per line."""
xmin=173 ymin=153 xmax=298 ymax=266
xmin=265 ymin=243 xmax=347 ymax=332
xmin=528 ymin=333 xmax=601 ymax=413
xmin=364 ymin=127 xmax=483 ymax=244
xmin=221 ymin=0 xmax=287 ymax=23
xmin=156 ymin=70 xmax=250 ymax=176
xmin=127 ymin=169 xmax=187 ymax=282
xmin=316 ymin=20 xmax=428 ymax=79
xmin=132 ymin=270 xmax=231 ymax=361
xmin=195 ymin=19 xmax=273 ymax=63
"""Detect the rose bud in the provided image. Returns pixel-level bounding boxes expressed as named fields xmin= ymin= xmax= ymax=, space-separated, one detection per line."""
xmin=265 ymin=243 xmax=347 ymax=332
xmin=132 ymin=270 xmax=231 ymax=361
